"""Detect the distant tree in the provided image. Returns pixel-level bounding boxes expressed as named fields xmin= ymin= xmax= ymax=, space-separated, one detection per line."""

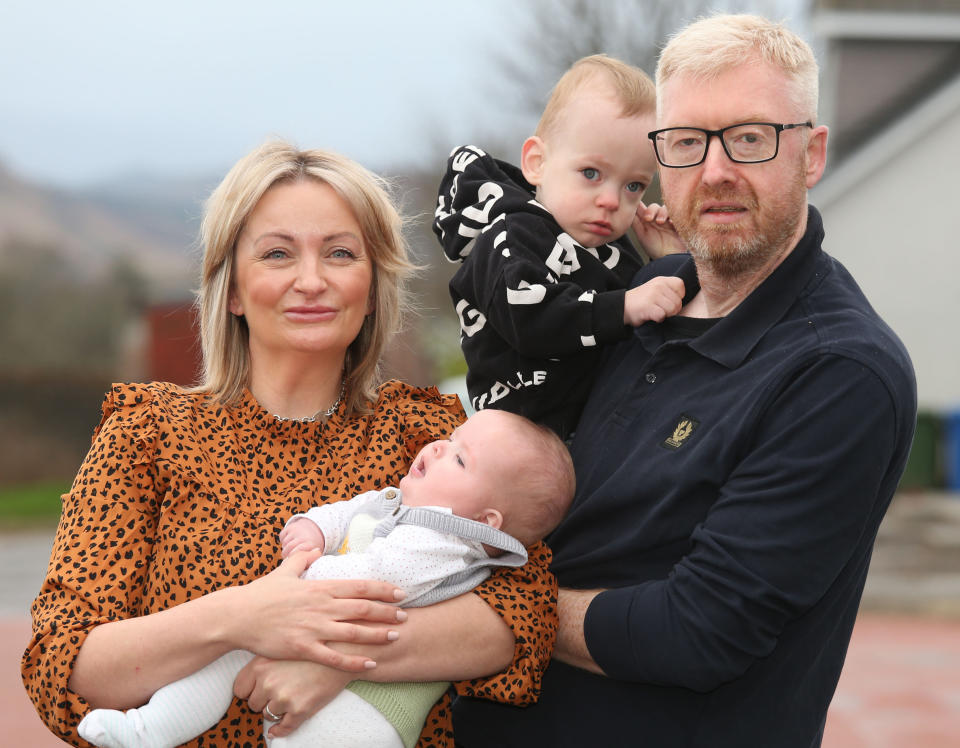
xmin=0 ymin=238 xmax=148 ymax=376
xmin=0 ymin=240 xmax=162 ymax=482
xmin=500 ymin=0 xmax=809 ymax=123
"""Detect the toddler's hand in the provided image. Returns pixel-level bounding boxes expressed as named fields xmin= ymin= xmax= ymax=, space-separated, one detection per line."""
xmin=633 ymin=201 xmax=686 ymax=260
xmin=624 ymin=277 xmax=685 ymax=326
xmin=279 ymin=518 xmax=326 ymax=558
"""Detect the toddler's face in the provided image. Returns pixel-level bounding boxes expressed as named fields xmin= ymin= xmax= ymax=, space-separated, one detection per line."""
xmin=532 ymin=96 xmax=656 ymax=248
xmin=399 ymin=410 xmax=518 ymax=524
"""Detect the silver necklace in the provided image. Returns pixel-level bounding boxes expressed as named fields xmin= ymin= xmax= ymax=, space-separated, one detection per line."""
xmin=273 ymin=379 xmax=345 ymax=423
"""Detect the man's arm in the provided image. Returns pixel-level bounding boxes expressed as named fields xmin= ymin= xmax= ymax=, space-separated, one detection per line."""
xmin=583 ymin=358 xmax=907 ymax=691
xmin=554 ymin=588 xmax=605 ymax=675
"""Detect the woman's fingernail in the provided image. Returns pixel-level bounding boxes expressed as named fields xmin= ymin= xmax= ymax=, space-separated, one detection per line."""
xmin=394 ymin=589 xmax=407 ymax=601
xmin=364 ymin=659 xmax=377 ymax=669
xmin=395 ymin=610 xmax=408 ymax=622
xmin=387 ymin=630 xmax=400 ymax=641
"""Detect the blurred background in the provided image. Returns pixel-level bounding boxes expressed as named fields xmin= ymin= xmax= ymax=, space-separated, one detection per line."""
xmin=2 ymin=0 xmax=959 ymax=745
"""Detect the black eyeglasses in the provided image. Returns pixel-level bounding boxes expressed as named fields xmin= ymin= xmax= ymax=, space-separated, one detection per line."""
xmin=648 ymin=122 xmax=813 ymax=168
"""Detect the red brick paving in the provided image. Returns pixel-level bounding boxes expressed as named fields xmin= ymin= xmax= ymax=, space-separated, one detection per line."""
xmin=6 ymin=612 xmax=960 ymax=746
xmin=821 ymin=614 xmax=960 ymax=748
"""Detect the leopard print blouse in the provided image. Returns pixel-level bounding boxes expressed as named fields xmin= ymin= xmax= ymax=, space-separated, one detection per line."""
xmin=21 ymin=379 xmax=558 ymax=747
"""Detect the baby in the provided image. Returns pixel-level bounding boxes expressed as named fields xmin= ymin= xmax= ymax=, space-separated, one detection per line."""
xmin=78 ymin=408 xmax=575 ymax=748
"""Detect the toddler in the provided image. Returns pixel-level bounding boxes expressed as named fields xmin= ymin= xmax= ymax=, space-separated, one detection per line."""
xmin=434 ymin=54 xmax=686 ymax=439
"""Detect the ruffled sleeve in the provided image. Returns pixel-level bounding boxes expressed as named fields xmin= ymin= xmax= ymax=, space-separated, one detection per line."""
xmin=21 ymin=382 xmax=163 ymax=744
xmin=417 ymin=538 xmax=557 ymax=747
xmin=452 ymin=541 xmax=558 ymax=705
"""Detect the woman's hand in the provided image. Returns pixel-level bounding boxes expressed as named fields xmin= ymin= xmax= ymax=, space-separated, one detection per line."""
xmin=227 ymin=550 xmax=407 ymax=672
xmin=233 ymin=656 xmax=353 ymax=739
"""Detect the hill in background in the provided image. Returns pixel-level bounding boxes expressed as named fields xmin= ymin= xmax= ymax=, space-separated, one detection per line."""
xmin=0 ymin=161 xmax=203 ymax=296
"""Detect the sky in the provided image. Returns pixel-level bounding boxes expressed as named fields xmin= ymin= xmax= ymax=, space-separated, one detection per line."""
xmin=1 ymin=0 xmax=529 ymax=188
xmin=2 ymin=0 xmax=810 ymax=190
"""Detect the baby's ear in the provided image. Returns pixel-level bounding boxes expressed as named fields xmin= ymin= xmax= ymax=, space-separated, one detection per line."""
xmin=520 ymin=136 xmax=546 ymax=186
xmin=475 ymin=508 xmax=503 ymax=530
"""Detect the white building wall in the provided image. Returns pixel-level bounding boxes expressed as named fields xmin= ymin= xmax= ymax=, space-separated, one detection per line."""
xmin=813 ymin=103 xmax=960 ymax=410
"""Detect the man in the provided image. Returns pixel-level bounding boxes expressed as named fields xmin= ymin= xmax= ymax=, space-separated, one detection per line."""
xmin=452 ymin=14 xmax=916 ymax=747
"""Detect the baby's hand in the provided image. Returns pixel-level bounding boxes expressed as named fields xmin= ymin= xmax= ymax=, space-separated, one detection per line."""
xmin=279 ymin=518 xmax=326 ymax=558
xmin=633 ymin=201 xmax=686 ymax=260
xmin=624 ymin=277 xmax=685 ymax=326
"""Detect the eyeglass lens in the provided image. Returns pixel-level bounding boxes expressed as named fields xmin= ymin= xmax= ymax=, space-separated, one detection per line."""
xmin=657 ymin=124 xmax=779 ymax=166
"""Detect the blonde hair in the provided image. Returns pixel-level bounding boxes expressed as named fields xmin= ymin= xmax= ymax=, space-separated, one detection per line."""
xmin=494 ymin=412 xmax=576 ymax=547
xmin=194 ymin=139 xmax=415 ymax=414
xmin=656 ymin=13 xmax=819 ymax=121
xmin=536 ymin=54 xmax=656 ymax=139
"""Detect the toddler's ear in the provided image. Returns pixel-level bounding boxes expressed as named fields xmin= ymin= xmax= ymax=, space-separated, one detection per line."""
xmin=475 ymin=508 xmax=504 ymax=530
xmin=520 ymin=136 xmax=546 ymax=186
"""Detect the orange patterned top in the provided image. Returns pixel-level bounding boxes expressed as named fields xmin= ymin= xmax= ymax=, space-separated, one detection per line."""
xmin=22 ymin=379 xmax=557 ymax=747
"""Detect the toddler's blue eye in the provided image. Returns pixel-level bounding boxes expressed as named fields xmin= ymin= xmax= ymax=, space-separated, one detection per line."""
xmin=626 ymin=182 xmax=645 ymax=193
xmin=581 ymin=168 xmax=599 ymax=180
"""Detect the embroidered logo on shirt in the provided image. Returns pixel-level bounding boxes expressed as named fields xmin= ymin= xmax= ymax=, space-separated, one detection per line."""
xmin=661 ymin=415 xmax=699 ymax=450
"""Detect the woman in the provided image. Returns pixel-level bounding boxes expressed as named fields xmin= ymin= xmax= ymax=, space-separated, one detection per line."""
xmin=21 ymin=141 xmax=556 ymax=747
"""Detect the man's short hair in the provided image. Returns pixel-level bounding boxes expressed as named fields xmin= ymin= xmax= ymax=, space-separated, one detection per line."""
xmin=656 ymin=13 xmax=819 ymax=121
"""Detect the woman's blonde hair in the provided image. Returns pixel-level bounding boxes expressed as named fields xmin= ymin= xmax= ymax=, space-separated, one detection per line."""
xmin=656 ymin=13 xmax=819 ymax=121
xmin=194 ymin=139 xmax=414 ymax=414
xmin=536 ymin=54 xmax=656 ymax=139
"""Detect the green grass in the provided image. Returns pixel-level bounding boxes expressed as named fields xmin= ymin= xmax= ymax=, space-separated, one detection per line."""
xmin=0 ymin=481 xmax=69 ymax=528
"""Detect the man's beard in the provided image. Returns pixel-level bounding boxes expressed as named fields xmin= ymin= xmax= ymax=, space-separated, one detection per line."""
xmin=684 ymin=219 xmax=793 ymax=280
xmin=667 ymin=169 xmax=807 ymax=281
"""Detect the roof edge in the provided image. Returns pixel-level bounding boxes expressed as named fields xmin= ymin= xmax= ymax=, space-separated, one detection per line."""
xmin=812 ymin=10 xmax=960 ymax=40
xmin=811 ymin=72 xmax=960 ymax=206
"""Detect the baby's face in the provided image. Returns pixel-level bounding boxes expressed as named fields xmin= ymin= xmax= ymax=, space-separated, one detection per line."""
xmin=399 ymin=410 xmax=518 ymax=523
xmin=533 ymin=96 xmax=656 ymax=248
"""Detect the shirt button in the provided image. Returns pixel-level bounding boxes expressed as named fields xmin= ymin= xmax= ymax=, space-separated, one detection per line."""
xmin=385 ymin=489 xmax=397 ymax=499
xmin=645 ymin=372 xmax=657 ymax=384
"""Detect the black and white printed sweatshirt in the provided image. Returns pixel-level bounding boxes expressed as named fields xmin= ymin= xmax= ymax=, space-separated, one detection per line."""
xmin=433 ymin=145 xmax=646 ymax=439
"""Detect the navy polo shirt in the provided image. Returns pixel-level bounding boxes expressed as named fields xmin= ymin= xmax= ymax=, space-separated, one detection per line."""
xmin=453 ymin=207 xmax=916 ymax=747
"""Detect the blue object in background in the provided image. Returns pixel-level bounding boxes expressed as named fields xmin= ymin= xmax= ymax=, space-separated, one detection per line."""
xmin=945 ymin=411 xmax=960 ymax=492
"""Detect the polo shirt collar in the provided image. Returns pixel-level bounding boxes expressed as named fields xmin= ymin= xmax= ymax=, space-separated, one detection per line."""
xmin=645 ymin=205 xmax=825 ymax=369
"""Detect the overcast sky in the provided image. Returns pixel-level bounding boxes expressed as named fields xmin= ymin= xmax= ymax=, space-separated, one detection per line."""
xmin=2 ymin=1 xmax=810 ymax=190
xmin=1 ymin=0 xmax=530 ymax=188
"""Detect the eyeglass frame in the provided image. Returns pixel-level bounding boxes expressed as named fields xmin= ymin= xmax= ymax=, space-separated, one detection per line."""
xmin=647 ymin=122 xmax=814 ymax=168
